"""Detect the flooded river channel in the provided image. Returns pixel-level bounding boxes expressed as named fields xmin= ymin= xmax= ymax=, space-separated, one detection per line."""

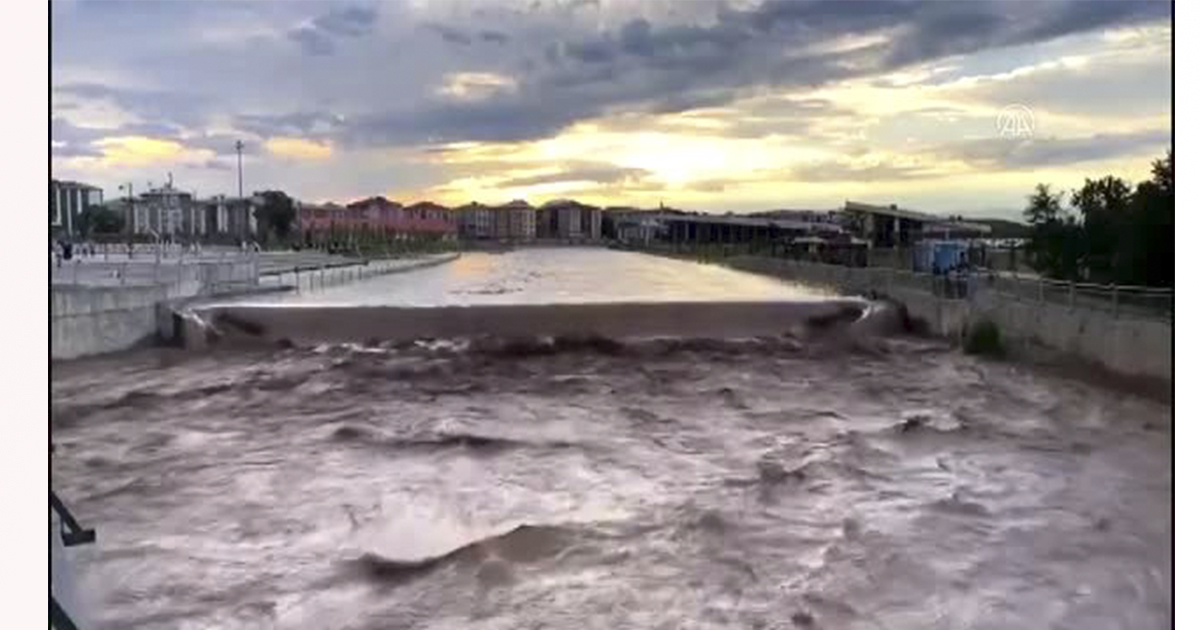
xmin=52 ymin=249 xmax=1171 ymax=629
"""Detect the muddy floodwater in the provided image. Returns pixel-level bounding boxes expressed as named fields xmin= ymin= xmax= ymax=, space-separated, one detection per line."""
xmin=53 ymin=332 xmax=1170 ymax=629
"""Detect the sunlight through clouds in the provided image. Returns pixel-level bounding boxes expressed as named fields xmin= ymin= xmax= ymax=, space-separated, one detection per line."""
xmin=264 ymin=137 xmax=334 ymax=160
xmin=50 ymin=0 xmax=1171 ymax=215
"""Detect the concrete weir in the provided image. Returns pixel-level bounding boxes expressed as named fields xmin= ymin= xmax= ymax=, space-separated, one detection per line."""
xmin=179 ymin=299 xmax=870 ymax=349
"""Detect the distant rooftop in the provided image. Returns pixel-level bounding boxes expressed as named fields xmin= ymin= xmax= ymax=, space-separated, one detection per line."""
xmin=51 ymin=179 xmax=102 ymax=191
xmin=843 ymin=201 xmax=941 ymax=222
xmin=347 ymin=196 xmax=401 ymax=209
xmin=657 ymin=212 xmax=846 ymax=234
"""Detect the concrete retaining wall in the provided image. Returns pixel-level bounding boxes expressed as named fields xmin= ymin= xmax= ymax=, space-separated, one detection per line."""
xmin=52 ymin=258 xmax=257 ymax=360
xmin=970 ymin=290 xmax=1171 ymax=380
xmin=52 ymin=285 xmax=171 ymax=360
xmin=53 ymin=254 xmax=462 ymax=360
xmin=720 ymin=255 xmax=1171 ymax=381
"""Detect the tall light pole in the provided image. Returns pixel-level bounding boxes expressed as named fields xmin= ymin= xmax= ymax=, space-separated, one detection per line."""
xmin=119 ymin=182 xmax=133 ymax=234
xmin=235 ymin=140 xmax=247 ymax=244
xmin=235 ymin=140 xmax=245 ymax=200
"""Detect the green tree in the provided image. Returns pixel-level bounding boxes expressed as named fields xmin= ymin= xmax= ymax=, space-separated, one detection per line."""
xmin=78 ymin=205 xmax=125 ymax=237
xmin=1023 ymin=151 xmax=1173 ymax=286
xmin=1023 ymin=183 xmax=1064 ymax=225
xmin=1152 ymin=149 xmax=1173 ymax=193
xmin=1071 ymin=176 xmax=1132 ymax=282
xmin=255 ymin=190 xmax=296 ymax=243
xmin=1022 ymin=184 xmax=1082 ymax=279
xmin=1126 ymin=150 xmax=1173 ymax=286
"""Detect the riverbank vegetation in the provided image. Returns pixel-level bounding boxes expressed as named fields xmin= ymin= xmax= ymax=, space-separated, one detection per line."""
xmin=1023 ymin=151 xmax=1172 ymax=287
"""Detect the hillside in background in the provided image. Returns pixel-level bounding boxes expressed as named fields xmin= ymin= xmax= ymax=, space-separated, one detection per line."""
xmin=975 ymin=218 xmax=1030 ymax=239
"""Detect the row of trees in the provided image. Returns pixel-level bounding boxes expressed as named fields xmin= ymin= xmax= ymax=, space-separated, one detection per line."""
xmin=1023 ymin=151 xmax=1172 ymax=287
xmin=78 ymin=205 xmax=125 ymax=236
xmin=255 ymin=190 xmax=297 ymax=243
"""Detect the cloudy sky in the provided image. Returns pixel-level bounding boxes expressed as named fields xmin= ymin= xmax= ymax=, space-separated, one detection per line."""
xmin=51 ymin=0 xmax=1171 ymax=217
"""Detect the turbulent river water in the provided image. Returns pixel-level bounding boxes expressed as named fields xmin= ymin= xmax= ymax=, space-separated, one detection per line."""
xmin=52 ymin=250 xmax=1171 ymax=629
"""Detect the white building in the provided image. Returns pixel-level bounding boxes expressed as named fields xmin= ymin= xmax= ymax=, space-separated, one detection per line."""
xmin=542 ymin=199 xmax=602 ymax=241
xmin=50 ymin=180 xmax=103 ymax=237
xmin=130 ymin=180 xmax=193 ymax=237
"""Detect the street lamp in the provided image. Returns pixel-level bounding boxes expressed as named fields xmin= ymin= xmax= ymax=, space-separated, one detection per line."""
xmin=118 ymin=183 xmax=134 ymax=232
xmin=235 ymin=140 xmax=244 ymax=200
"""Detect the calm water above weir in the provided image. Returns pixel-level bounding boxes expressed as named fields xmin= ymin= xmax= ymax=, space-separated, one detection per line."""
xmin=244 ymin=248 xmax=832 ymax=306
xmin=52 ymin=248 xmax=1171 ymax=629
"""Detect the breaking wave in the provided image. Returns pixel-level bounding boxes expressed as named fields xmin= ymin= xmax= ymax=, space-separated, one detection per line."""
xmin=346 ymin=524 xmax=579 ymax=586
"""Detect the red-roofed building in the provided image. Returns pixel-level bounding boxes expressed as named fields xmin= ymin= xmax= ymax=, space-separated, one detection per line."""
xmin=297 ymin=202 xmax=342 ymax=234
xmin=346 ymin=196 xmax=398 ymax=233
xmin=403 ymin=201 xmax=456 ymax=237
xmin=298 ymin=196 xmax=457 ymax=241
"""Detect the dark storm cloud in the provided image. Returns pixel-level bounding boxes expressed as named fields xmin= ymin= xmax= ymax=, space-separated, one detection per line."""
xmin=51 ymin=116 xmax=187 ymax=157
xmin=54 ymin=0 xmax=1171 ymax=154
xmin=288 ymin=26 xmax=336 ymax=56
xmin=55 ymin=83 xmax=210 ymax=128
xmin=342 ymin=95 xmax=587 ymax=146
xmin=51 ymin=115 xmax=265 ymax=160
xmin=472 ymin=0 xmax=1166 ymax=145
xmin=289 ymin=4 xmax=379 ymax=55
xmin=313 ymin=5 xmax=378 ymax=37
xmin=882 ymin=0 xmax=1171 ymax=67
xmin=618 ymin=18 xmax=653 ymax=56
xmin=52 ymin=117 xmax=107 ymax=146
xmin=479 ymin=30 xmax=511 ymax=44
xmin=425 ymin=22 xmax=473 ymax=45
xmin=1016 ymin=0 xmax=1169 ymax=45
xmin=934 ymin=129 xmax=1171 ymax=169
xmin=566 ymin=0 xmax=599 ymax=12
xmin=544 ymin=42 xmax=562 ymax=65
xmin=52 ymin=142 xmax=105 ymax=159
xmin=234 ymin=112 xmax=343 ymax=139
xmin=741 ymin=0 xmax=920 ymax=33
xmin=563 ymin=39 xmax=617 ymax=63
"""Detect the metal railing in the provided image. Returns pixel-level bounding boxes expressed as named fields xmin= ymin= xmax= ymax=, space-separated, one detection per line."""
xmin=630 ymin=242 xmax=1173 ymax=322
xmin=258 ymin=253 xmax=460 ymax=294
xmin=986 ymin=274 xmax=1173 ymax=321
xmin=50 ymin=487 xmax=94 ymax=630
xmin=50 ymin=254 xmax=264 ymax=302
xmin=50 ymin=490 xmax=96 ymax=547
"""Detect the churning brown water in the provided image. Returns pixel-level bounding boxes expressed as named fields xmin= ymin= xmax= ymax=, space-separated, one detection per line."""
xmin=52 ymin=331 xmax=1170 ymax=629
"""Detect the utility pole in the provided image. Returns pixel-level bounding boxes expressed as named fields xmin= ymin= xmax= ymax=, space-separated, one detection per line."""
xmin=236 ymin=139 xmax=248 ymax=244
xmin=235 ymin=140 xmax=245 ymax=200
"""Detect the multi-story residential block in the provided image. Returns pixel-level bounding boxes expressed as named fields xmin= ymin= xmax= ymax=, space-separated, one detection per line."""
xmin=494 ymin=200 xmax=537 ymax=242
xmin=129 ymin=180 xmax=193 ymax=237
xmin=456 ymin=202 xmax=495 ymax=240
xmin=403 ymin=201 xmax=457 ymax=239
xmin=542 ymin=199 xmax=603 ymax=241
